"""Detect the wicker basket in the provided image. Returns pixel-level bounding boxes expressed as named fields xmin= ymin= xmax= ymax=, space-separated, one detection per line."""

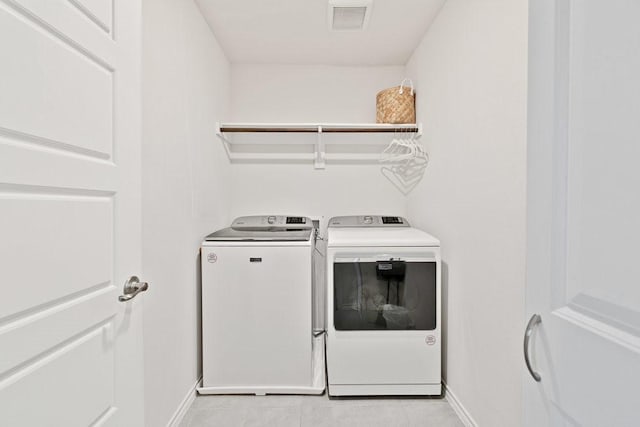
xmin=376 ymin=79 xmax=416 ymax=124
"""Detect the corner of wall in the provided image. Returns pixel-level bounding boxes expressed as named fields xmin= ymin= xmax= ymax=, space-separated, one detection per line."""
xmin=141 ymin=0 xmax=232 ymax=425
xmin=404 ymin=0 xmax=528 ymax=426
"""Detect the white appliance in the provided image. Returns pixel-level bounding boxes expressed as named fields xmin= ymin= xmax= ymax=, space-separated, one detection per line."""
xmin=198 ymin=215 xmax=325 ymax=395
xmin=326 ymin=215 xmax=441 ymax=396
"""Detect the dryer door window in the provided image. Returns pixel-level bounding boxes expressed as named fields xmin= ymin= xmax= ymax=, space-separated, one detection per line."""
xmin=333 ymin=261 xmax=436 ymax=331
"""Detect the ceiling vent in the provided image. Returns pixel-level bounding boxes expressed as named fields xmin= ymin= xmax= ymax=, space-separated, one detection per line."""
xmin=329 ymin=0 xmax=372 ymax=31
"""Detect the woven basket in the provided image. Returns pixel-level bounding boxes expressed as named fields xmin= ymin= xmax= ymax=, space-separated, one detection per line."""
xmin=376 ymin=79 xmax=416 ymax=124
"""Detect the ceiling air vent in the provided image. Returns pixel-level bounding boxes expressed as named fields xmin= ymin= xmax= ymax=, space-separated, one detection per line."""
xmin=329 ymin=0 xmax=372 ymax=31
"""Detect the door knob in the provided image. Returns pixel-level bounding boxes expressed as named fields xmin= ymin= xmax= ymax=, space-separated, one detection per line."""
xmin=118 ymin=276 xmax=149 ymax=302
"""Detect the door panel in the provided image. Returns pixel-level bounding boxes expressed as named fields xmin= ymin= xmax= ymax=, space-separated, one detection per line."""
xmin=564 ymin=0 xmax=640 ymax=328
xmin=0 ymin=1 xmax=113 ymax=157
xmin=526 ymin=1 xmax=640 ymax=426
xmin=0 ymin=323 xmax=115 ymax=426
xmin=0 ymin=289 xmax=114 ymax=374
xmin=0 ymin=0 xmax=142 ymax=425
xmin=0 ymin=195 xmax=112 ymax=316
xmin=68 ymin=0 xmax=113 ymax=33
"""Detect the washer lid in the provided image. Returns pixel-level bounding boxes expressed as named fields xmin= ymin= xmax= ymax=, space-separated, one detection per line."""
xmin=204 ymin=215 xmax=314 ymax=241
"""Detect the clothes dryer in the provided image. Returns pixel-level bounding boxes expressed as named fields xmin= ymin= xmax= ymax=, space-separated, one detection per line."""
xmin=326 ymin=215 xmax=441 ymax=396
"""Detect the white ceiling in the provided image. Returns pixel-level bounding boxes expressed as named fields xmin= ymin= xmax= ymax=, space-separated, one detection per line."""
xmin=195 ymin=0 xmax=447 ymax=66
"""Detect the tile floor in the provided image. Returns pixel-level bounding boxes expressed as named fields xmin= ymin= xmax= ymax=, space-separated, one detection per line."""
xmin=179 ymin=394 xmax=464 ymax=427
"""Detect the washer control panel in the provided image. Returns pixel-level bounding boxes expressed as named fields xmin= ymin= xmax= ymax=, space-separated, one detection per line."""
xmin=232 ymin=215 xmax=313 ymax=230
xmin=328 ymin=215 xmax=410 ymax=227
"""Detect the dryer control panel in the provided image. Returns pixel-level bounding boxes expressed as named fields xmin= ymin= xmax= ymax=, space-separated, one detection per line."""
xmin=328 ymin=215 xmax=410 ymax=227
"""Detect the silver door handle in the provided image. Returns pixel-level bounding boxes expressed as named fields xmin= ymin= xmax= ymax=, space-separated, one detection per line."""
xmin=524 ymin=314 xmax=542 ymax=382
xmin=118 ymin=276 xmax=149 ymax=302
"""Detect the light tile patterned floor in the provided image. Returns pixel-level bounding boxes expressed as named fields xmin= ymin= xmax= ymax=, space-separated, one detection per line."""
xmin=180 ymin=394 xmax=464 ymax=427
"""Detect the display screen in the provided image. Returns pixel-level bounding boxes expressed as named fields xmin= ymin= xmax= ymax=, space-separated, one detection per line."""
xmin=286 ymin=217 xmax=305 ymax=224
xmin=381 ymin=216 xmax=402 ymax=224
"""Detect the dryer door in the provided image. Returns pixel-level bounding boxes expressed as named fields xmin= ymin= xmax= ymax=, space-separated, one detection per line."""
xmin=326 ymin=249 xmax=442 ymax=390
xmin=333 ymin=256 xmax=437 ymax=331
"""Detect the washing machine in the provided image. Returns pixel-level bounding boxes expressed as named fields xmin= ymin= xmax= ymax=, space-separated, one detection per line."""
xmin=198 ymin=215 xmax=325 ymax=395
xmin=326 ymin=215 xmax=441 ymax=396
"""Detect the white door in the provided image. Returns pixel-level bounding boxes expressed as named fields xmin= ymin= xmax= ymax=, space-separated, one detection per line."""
xmin=526 ymin=0 xmax=640 ymax=426
xmin=0 ymin=0 xmax=144 ymax=425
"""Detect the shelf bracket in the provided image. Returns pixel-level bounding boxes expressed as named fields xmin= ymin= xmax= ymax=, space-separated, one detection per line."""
xmin=315 ymin=125 xmax=325 ymax=169
xmin=215 ymin=122 xmax=233 ymax=161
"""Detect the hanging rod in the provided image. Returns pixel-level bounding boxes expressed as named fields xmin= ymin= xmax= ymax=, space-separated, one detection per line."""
xmin=215 ymin=122 xmax=423 ymax=170
xmin=218 ymin=123 xmax=421 ymax=134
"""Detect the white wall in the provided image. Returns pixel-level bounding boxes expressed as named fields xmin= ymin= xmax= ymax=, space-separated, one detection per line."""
xmin=140 ymin=2 xmax=527 ymax=425
xmin=229 ymin=64 xmax=409 ymax=225
xmin=141 ymin=1 xmax=230 ymax=425
xmin=405 ymin=1 xmax=528 ymax=426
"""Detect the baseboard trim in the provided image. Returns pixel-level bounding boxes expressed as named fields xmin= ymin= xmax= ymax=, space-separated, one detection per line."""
xmin=444 ymin=382 xmax=478 ymax=427
xmin=167 ymin=376 xmax=201 ymax=427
